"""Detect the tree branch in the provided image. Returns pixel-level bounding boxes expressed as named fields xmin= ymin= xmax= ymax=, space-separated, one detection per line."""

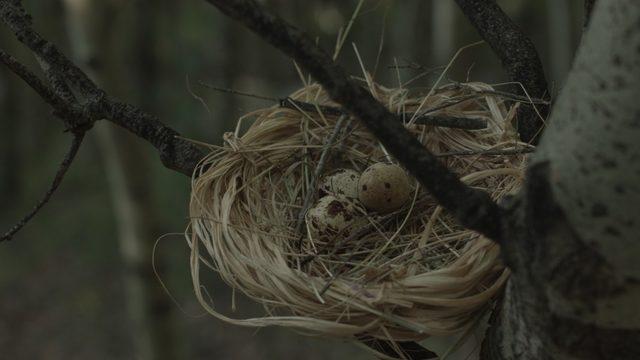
xmin=203 ymin=0 xmax=505 ymax=242
xmin=453 ymin=0 xmax=550 ymax=143
xmin=0 ymin=48 xmax=63 ymax=107
xmin=1 ymin=132 xmax=85 ymax=242
xmin=0 ymin=0 xmax=205 ymax=176
xmin=280 ymin=98 xmax=489 ymax=130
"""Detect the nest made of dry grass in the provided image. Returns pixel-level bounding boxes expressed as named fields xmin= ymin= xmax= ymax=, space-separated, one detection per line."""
xmin=187 ymin=80 xmax=531 ymax=345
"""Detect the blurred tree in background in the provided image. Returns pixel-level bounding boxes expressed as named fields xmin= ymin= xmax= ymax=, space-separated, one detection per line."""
xmin=0 ymin=1 xmax=583 ymax=358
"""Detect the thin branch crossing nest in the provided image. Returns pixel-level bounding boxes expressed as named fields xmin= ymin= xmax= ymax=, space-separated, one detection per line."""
xmin=188 ymin=81 xmax=530 ymax=345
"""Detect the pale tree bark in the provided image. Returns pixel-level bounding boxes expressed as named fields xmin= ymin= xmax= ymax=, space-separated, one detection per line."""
xmin=431 ymin=0 xmax=456 ymax=65
xmin=484 ymin=0 xmax=640 ymax=358
xmin=63 ymin=1 xmax=176 ymax=359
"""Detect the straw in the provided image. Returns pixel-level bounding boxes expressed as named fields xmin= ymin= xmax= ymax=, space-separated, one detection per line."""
xmin=188 ymin=80 xmax=529 ymax=346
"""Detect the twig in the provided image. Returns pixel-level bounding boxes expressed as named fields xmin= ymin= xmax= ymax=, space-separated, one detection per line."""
xmin=280 ymin=98 xmax=344 ymax=117
xmin=197 ymin=82 xmax=489 ymax=130
xmin=197 ymin=81 xmax=278 ymax=102
xmin=439 ymin=82 xmax=551 ymax=105
xmin=283 ymin=98 xmax=489 ymax=130
xmin=414 ymin=115 xmax=486 ymax=129
xmin=436 ymin=148 xmax=535 ymax=157
xmin=454 ymin=0 xmax=550 ymax=143
xmin=294 ymin=115 xmax=349 ymax=248
xmin=0 ymin=0 xmax=205 ymax=176
xmin=205 ymin=0 xmax=506 ymax=242
xmin=0 ymin=48 xmax=66 ymax=109
xmin=388 ymin=62 xmax=446 ymax=73
xmin=1 ymin=133 xmax=85 ymax=242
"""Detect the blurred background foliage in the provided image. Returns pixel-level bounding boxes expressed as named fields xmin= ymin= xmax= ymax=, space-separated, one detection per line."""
xmin=0 ymin=0 xmax=585 ymax=359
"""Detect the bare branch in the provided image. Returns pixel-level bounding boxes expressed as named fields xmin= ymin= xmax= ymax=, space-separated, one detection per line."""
xmin=98 ymin=98 xmax=205 ymax=176
xmin=454 ymin=0 xmax=550 ymax=143
xmin=0 ymin=0 xmax=205 ymax=176
xmin=0 ymin=48 xmax=62 ymax=107
xmin=436 ymin=147 xmax=535 ymax=157
xmin=203 ymin=0 xmax=505 ymax=242
xmin=0 ymin=0 xmax=100 ymax=96
xmin=196 ymin=82 xmax=489 ymax=130
xmin=281 ymin=98 xmax=489 ymax=130
xmin=1 ymin=132 xmax=85 ymax=242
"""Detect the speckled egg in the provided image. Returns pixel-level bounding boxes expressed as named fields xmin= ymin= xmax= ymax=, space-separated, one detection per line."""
xmin=307 ymin=195 xmax=364 ymax=238
xmin=320 ymin=169 xmax=360 ymax=198
xmin=358 ymin=163 xmax=411 ymax=213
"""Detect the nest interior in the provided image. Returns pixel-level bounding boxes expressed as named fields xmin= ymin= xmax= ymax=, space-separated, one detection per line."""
xmin=188 ymin=81 xmax=530 ymax=343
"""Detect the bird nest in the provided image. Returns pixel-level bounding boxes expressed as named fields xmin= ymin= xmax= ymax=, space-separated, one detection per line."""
xmin=188 ymin=81 xmax=530 ymax=344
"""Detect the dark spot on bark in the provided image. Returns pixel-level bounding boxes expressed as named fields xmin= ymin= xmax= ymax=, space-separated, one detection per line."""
xmin=350 ymin=174 xmax=356 ymax=180
xmin=612 ymin=141 xmax=628 ymax=153
xmin=612 ymin=54 xmax=622 ymax=66
xmin=613 ymin=75 xmax=626 ymax=88
xmin=579 ymin=166 xmax=590 ymax=175
xmin=614 ymin=184 xmax=626 ymax=194
xmin=384 ymin=182 xmax=391 ymax=189
xmin=604 ymin=226 xmax=621 ymax=237
xmin=602 ymin=159 xmax=617 ymax=168
xmin=387 ymin=198 xmax=391 ymax=202
xmin=362 ymin=185 xmax=367 ymax=191
xmin=574 ymin=308 xmax=584 ymax=316
xmin=327 ymin=200 xmax=345 ymax=216
xmin=598 ymin=81 xmax=607 ymax=90
xmin=591 ymin=203 xmax=608 ymax=217
xmin=558 ymin=182 xmax=569 ymax=193
xmin=625 ymin=277 xmax=640 ymax=285
xmin=548 ymin=313 xmax=640 ymax=359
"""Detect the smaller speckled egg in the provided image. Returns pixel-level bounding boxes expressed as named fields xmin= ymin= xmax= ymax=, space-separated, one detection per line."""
xmin=320 ymin=169 xmax=361 ymax=198
xmin=307 ymin=195 xmax=364 ymax=238
xmin=358 ymin=163 xmax=411 ymax=213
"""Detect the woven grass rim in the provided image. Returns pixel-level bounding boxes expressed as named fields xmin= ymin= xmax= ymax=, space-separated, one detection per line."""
xmin=187 ymin=80 xmax=529 ymax=343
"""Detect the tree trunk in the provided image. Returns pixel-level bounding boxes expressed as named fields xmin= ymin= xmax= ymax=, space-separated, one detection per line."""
xmin=63 ymin=1 xmax=176 ymax=359
xmin=483 ymin=1 xmax=640 ymax=358
xmin=431 ymin=0 xmax=456 ymax=65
